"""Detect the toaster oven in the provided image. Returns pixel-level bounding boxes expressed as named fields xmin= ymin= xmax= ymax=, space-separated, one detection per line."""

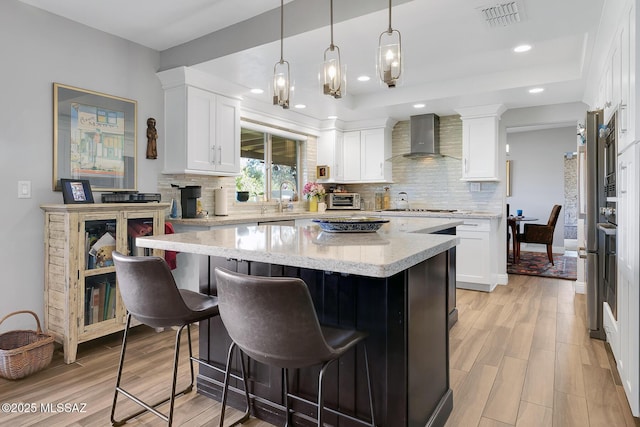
xmin=327 ymin=193 xmax=361 ymax=210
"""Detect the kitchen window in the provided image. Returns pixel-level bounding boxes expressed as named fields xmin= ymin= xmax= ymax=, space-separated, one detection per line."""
xmin=237 ymin=124 xmax=303 ymax=202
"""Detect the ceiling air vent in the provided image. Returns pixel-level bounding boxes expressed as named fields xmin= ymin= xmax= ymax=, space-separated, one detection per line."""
xmin=480 ymin=2 xmax=522 ymax=27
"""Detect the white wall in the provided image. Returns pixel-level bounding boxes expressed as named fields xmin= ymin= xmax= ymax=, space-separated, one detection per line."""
xmin=0 ymin=1 xmax=164 ymax=330
xmin=506 ymin=126 xmax=577 ymax=251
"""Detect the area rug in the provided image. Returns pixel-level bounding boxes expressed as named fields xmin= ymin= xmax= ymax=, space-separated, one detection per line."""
xmin=507 ymin=251 xmax=577 ymax=280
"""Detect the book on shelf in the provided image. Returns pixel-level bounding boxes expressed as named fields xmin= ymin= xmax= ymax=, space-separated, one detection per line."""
xmin=85 ymin=221 xmax=116 ymax=269
xmin=88 ymin=232 xmax=116 ymax=268
xmin=91 ymin=286 xmax=100 ymax=325
xmin=84 ymin=286 xmax=92 ymax=325
xmin=104 ymin=281 xmax=116 ymax=321
xmin=84 ymin=278 xmax=116 ymax=325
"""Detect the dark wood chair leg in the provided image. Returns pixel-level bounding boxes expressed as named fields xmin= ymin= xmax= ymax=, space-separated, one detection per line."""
xmin=547 ymin=245 xmax=554 ymax=265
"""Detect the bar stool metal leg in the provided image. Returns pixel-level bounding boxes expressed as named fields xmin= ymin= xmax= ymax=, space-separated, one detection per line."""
xmin=362 ymin=343 xmax=376 ymax=427
xmin=111 ymin=315 xmax=195 ymax=426
xmin=283 ymin=368 xmax=291 ymax=427
xmin=316 ymin=344 xmax=375 ymax=427
xmin=219 ymin=342 xmax=251 ymax=427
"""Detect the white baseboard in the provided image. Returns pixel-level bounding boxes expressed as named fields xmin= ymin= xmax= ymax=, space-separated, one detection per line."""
xmin=456 ymin=281 xmax=497 ymax=292
xmin=574 ymin=280 xmax=586 ymax=294
xmin=519 ymin=243 xmax=566 ymax=254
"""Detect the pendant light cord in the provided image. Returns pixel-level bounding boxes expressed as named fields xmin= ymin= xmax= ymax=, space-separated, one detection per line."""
xmin=329 ymin=0 xmax=335 ymax=50
xmin=387 ymin=0 xmax=393 ymax=33
xmin=279 ymin=0 xmax=284 ymax=62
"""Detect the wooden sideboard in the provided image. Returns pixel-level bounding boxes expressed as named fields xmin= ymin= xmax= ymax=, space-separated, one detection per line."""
xmin=40 ymin=203 xmax=168 ymax=363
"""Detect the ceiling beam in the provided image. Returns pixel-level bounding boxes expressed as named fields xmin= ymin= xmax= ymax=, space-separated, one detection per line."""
xmin=159 ymin=0 xmax=415 ymax=71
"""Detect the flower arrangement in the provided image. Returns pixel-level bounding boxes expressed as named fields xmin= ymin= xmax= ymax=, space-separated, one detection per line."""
xmin=302 ymin=181 xmax=326 ymax=200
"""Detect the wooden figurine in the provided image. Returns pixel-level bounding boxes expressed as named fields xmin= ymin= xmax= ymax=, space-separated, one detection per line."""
xmin=146 ymin=117 xmax=158 ymax=159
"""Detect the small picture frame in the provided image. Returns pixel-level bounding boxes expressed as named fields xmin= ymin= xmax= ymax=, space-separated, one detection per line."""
xmin=60 ymin=179 xmax=95 ymax=204
xmin=317 ymin=165 xmax=330 ymax=179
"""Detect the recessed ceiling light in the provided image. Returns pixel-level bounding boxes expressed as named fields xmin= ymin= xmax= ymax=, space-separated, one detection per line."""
xmin=528 ymin=87 xmax=544 ymax=94
xmin=513 ymin=44 xmax=532 ymax=53
xmin=250 ymin=88 xmax=264 ymax=94
xmin=357 ymin=75 xmax=371 ymax=82
xmin=328 ymin=115 xmax=338 ymax=119
xmin=294 ymin=104 xmax=306 ymax=109
xmin=413 ymin=103 xmax=426 ymax=109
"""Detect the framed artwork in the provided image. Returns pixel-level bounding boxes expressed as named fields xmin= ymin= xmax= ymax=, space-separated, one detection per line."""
xmin=317 ymin=165 xmax=330 ymax=179
xmin=53 ymin=83 xmax=137 ymax=191
xmin=60 ymin=179 xmax=95 ymax=204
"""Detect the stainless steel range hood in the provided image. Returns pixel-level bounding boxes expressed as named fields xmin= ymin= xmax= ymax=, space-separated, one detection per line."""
xmin=404 ymin=113 xmax=441 ymax=158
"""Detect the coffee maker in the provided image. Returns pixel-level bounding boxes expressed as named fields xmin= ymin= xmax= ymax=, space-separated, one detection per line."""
xmin=178 ymin=185 xmax=201 ymax=218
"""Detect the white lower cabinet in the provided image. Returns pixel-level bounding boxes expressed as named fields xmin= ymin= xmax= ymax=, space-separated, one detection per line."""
xmin=616 ymin=142 xmax=639 ymax=416
xmin=456 ymin=218 xmax=500 ymax=292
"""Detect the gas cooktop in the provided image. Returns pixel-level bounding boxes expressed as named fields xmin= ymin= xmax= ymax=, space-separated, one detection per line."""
xmin=383 ymin=208 xmax=458 ymax=213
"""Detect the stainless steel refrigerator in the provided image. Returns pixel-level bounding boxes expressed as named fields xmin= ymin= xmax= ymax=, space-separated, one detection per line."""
xmin=583 ymin=109 xmax=606 ymax=339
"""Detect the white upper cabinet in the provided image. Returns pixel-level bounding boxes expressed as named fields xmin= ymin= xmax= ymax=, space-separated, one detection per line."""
xmin=594 ymin=1 xmax=636 ymax=152
xmin=360 ymin=128 xmax=389 ymax=181
xmin=157 ymin=67 xmax=241 ymax=176
xmin=317 ymin=127 xmax=344 ymax=182
xmin=342 ymin=130 xmax=362 ymax=181
xmin=343 ymin=126 xmax=393 ymax=183
xmin=618 ymin=2 xmax=635 ymax=152
xmin=455 ymin=104 xmax=506 ymax=182
xmin=318 ymin=118 xmax=394 ymax=183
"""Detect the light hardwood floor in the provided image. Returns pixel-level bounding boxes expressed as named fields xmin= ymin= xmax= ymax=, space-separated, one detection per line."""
xmin=1 ymin=275 xmax=638 ymax=426
xmin=447 ymin=274 xmax=639 ymax=427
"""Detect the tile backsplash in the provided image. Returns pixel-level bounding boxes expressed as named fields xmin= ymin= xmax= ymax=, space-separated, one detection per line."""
xmin=349 ymin=116 xmax=502 ymax=212
xmin=158 ymin=116 xmax=503 ymax=217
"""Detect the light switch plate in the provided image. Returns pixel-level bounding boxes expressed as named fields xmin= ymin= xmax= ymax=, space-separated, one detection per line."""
xmin=18 ymin=180 xmax=31 ymax=198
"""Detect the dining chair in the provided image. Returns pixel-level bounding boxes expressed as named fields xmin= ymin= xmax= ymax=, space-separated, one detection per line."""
xmin=516 ymin=205 xmax=562 ymax=265
xmin=214 ymin=267 xmax=376 ymax=427
xmin=111 ymin=252 xmax=249 ymax=427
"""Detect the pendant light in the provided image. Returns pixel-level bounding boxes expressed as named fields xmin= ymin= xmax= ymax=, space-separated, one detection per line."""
xmin=378 ymin=0 xmax=402 ymax=88
xmin=322 ymin=0 xmax=344 ymax=99
xmin=273 ymin=0 xmax=290 ymax=109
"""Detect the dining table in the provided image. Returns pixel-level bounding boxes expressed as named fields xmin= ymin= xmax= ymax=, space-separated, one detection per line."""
xmin=508 ymin=215 xmax=539 ymax=262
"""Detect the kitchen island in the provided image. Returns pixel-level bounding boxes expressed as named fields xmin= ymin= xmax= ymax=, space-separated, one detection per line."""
xmin=136 ymin=217 xmax=460 ymax=427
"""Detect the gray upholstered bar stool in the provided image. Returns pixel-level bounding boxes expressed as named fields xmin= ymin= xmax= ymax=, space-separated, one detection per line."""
xmin=215 ymin=267 xmax=376 ymax=427
xmin=110 ymin=252 xmax=249 ymax=427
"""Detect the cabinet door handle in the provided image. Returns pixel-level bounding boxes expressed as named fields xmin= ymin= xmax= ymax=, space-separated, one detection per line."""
xmin=211 ymin=146 xmax=216 ymax=164
xmin=620 ymin=103 xmax=628 ymax=133
xmin=464 ymin=158 xmax=468 ymax=173
xmin=218 ymin=146 xmax=223 ymax=164
xmin=578 ymin=247 xmax=587 ymax=259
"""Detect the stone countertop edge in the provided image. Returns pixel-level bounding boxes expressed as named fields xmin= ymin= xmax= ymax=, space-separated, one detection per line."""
xmin=166 ymin=209 xmax=501 ymax=226
xmin=137 ymin=221 xmax=460 ymax=278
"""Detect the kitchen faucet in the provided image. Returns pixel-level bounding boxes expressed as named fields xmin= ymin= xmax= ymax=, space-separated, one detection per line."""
xmin=278 ymin=181 xmax=295 ymax=212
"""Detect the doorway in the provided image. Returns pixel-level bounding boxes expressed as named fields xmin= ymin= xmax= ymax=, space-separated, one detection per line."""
xmin=564 ymin=151 xmax=578 ymax=252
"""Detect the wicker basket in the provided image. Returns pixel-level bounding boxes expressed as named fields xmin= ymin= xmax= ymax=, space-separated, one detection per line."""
xmin=0 ymin=310 xmax=55 ymax=380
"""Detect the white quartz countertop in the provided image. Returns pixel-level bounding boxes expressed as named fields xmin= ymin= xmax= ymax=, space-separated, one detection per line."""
xmin=167 ymin=209 xmax=500 ymax=227
xmin=138 ymin=217 xmax=461 ymax=278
